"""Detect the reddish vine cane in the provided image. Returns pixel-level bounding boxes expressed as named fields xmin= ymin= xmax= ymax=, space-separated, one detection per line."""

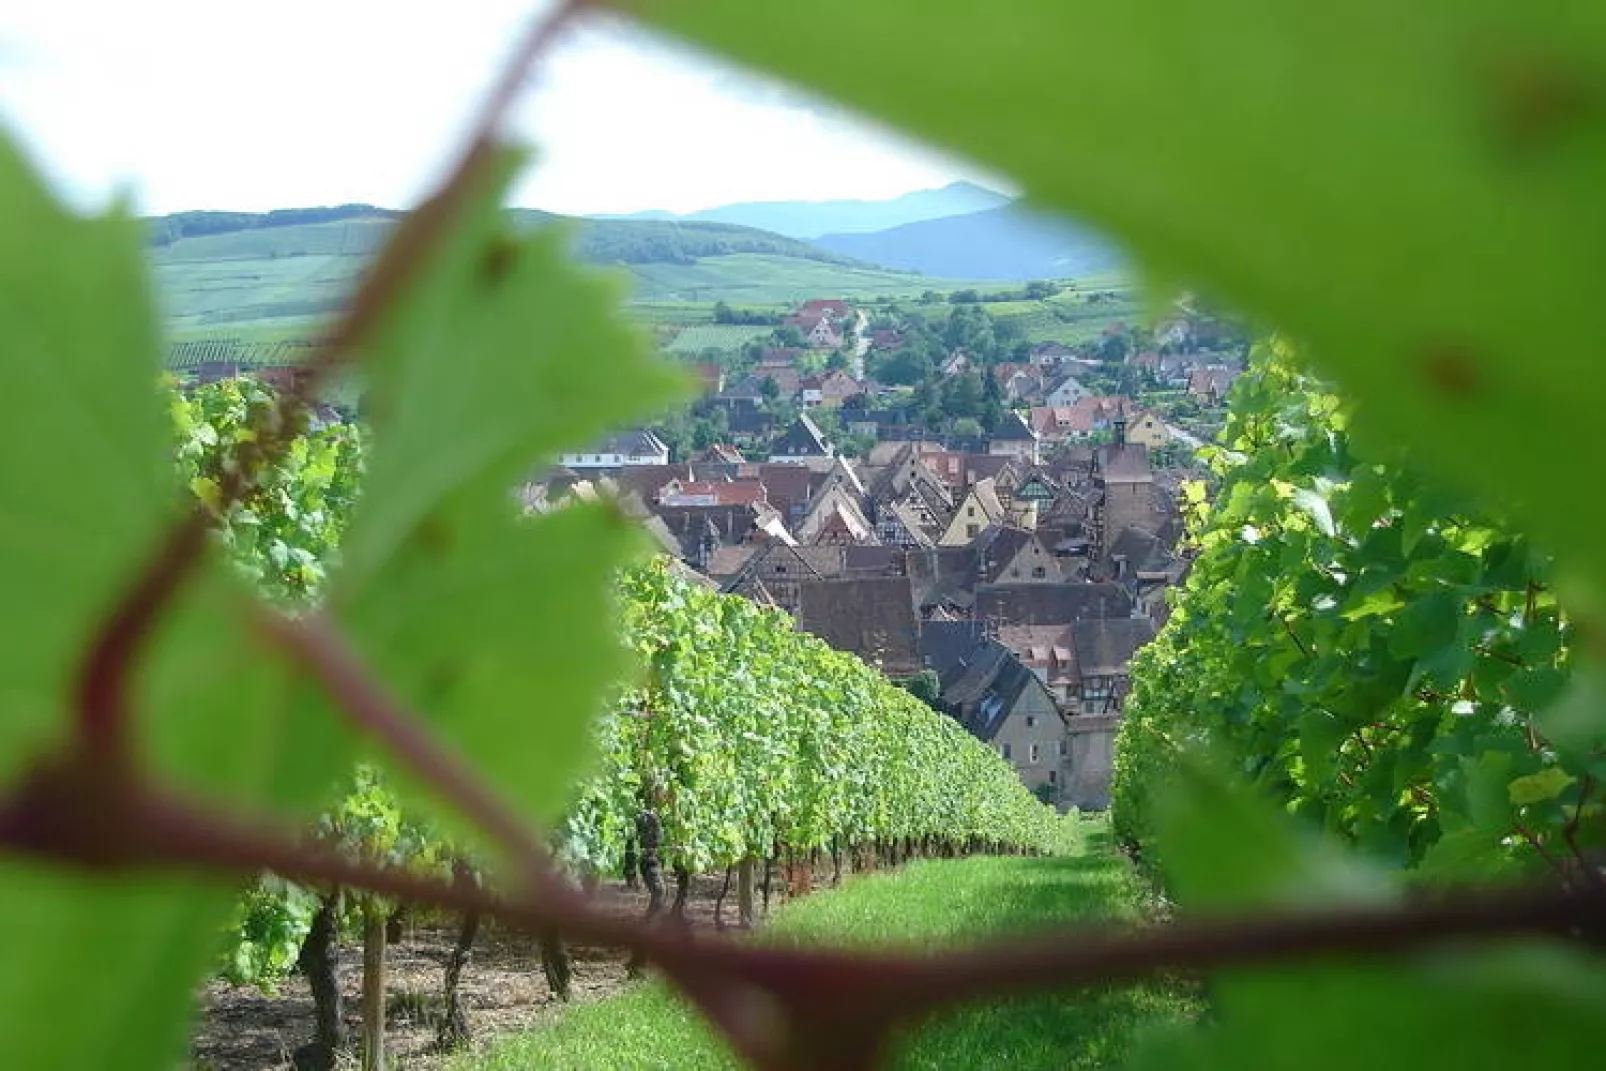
xmin=1 ymin=5 xmax=1604 ymax=1070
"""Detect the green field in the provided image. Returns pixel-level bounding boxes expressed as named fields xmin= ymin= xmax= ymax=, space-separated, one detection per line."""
xmin=452 ymin=820 xmax=1198 ymax=1071
xmin=887 ymin=282 xmax=1146 ymax=347
xmin=665 ymin=323 xmax=776 ymax=353
xmin=623 ymin=253 xmax=983 ymax=303
xmin=152 ymin=240 xmax=980 ymax=341
xmin=147 ymin=210 xmax=1135 ymax=361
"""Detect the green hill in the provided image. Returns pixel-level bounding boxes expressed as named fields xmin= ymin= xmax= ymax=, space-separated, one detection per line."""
xmin=815 ymin=204 xmax=1122 ymax=281
xmin=146 ymin=206 xmax=974 ymax=341
xmin=592 ymin=180 xmax=1012 ymax=239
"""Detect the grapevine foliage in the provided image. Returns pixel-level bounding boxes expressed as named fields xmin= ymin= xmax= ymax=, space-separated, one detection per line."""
xmin=563 ymin=562 xmax=1075 ymax=876
xmin=170 ymin=377 xmax=364 ymax=603
xmin=1113 ymin=342 xmax=1598 ymax=880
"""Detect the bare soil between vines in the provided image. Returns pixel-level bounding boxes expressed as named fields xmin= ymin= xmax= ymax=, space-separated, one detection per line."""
xmin=190 ymin=869 xmax=813 ymax=1070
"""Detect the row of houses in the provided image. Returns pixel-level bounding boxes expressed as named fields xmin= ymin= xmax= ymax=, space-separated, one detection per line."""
xmin=532 ymin=407 xmax=1190 ymax=810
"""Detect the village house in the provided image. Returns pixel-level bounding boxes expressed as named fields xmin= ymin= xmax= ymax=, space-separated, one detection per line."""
xmin=718 ymin=541 xmax=849 ymax=617
xmin=558 ymin=429 xmax=671 ymax=470
xmin=1123 ymin=410 xmax=1170 ymax=449
xmin=918 ymin=622 xmax=1066 ymax=802
xmin=1043 ymin=374 xmax=1089 ymax=408
xmin=799 ymin=369 xmax=866 ymax=409
xmin=656 ymin=478 xmax=768 ymax=509
xmin=784 ymin=299 xmax=856 ymax=350
xmin=994 ymin=624 xmax=1078 ymax=703
xmin=1029 ymin=342 xmax=1076 ymax=369
xmin=1057 ymin=616 xmax=1159 ymax=808
xmin=972 ymin=526 xmax=1062 ymax=585
xmin=987 ymin=411 xmax=1041 ymax=464
xmin=769 ymin=413 xmax=835 ymax=463
xmin=938 ymin=477 xmax=1007 ymax=546
xmin=1188 ymin=366 xmax=1240 ymax=405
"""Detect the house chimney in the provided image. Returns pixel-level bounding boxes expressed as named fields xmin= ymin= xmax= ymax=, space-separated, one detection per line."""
xmin=1113 ymin=417 xmax=1127 ymax=446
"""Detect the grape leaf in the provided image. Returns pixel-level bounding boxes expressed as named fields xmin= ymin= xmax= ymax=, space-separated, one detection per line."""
xmin=1128 ymin=943 xmax=1606 ymax=1071
xmin=331 ymin=147 xmax=685 ymax=826
xmin=1153 ymin=762 xmax=1392 ymax=911
xmin=0 ymin=867 xmax=233 ymax=1070
xmin=1143 ymin=760 xmax=1606 ymax=1071
xmin=1507 ymin=766 xmax=1574 ymax=806
xmin=0 ymin=137 xmax=171 ymax=785
xmin=0 ymin=136 xmax=307 ymax=1070
xmin=618 ymin=0 xmax=1606 ymax=600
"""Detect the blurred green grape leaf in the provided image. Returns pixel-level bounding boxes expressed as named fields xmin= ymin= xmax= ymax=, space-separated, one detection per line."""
xmin=332 ymin=147 xmax=685 ymax=826
xmin=0 ymin=136 xmax=311 ymax=1069
xmin=620 ymin=0 xmax=1606 ymax=601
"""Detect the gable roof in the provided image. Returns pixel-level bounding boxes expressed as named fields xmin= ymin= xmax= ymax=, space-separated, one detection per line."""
xmin=994 ymin=623 xmax=1078 ymax=684
xmin=1072 ymin=617 xmax=1158 ymax=677
xmin=965 ymin=454 xmax=1018 ymax=485
xmin=972 ymin=526 xmax=1045 ymax=585
xmin=940 ymin=641 xmax=1056 ymax=740
xmin=975 ymin=582 xmax=1134 ymax=626
xmin=658 ymin=479 xmax=768 ymax=507
xmin=771 ymin=413 xmax=833 ymax=458
xmin=704 ymin=543 xmax=760 ymax=579
xmin=990 ymin=411 xmax=1039 ymax=442
xmin=883 ymin=500 xmax=937 ymax=548
xmin=692 ymin=444 xmax=746 ymax=464
xmin=798 ymin=576 xmax=920 ymax=677
xmin=907 ymin=546 xmax=982 ymax=613
xmin=1106 ymin=525 xmax=1172 ymax=574
xmin=970 ymin=477 xmax=1006 ymax=523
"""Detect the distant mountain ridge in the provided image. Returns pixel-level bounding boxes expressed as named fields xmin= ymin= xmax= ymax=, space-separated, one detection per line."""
xmin=812 ymin=204 xmax=1122 ymax=281
xmin=590 ymin=181 xmax=1011 ymax=239
xmin=146 ymin=205 xmax=863 ymax=267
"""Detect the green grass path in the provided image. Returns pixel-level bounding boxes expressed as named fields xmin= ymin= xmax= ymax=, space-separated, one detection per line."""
xmin=451 ymin=821 xmax=1199 ymax=1070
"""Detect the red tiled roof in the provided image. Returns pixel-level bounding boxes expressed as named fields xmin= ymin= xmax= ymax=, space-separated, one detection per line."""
xmin=658 ymin=479 xmax=769 ymax=507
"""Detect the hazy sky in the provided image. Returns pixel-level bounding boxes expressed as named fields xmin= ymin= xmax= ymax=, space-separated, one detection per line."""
xmin=0 ymin=1 xmax=1002 ymax=216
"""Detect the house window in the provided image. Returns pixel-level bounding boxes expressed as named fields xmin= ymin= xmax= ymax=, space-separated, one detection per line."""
xmin=1032 ymin=567 xmax=1047 ymax=579
xmin=1025 ymin=715 xmax=1036 ymax=728
xmin=966 ymin=524 xmax=979 ymax=538
xmin=1028 ymin=743 xmax=1040 ymax=764
xmin=1057 ymin=740 xmax=1066 ymax=757
xmin=1001 ymin=743 xmax=1012 ymax=760
xmin=1048 ymin=769 xmax=1058 ymax=785
xmin=966 ymin=506 xmax=975 ymax=517
xmin=775 ymin=565 xmax=786 ymax=574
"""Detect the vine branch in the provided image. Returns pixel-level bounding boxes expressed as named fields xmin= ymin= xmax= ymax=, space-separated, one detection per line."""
xmin=0 ymin=762 xmax=1601 ymax=1070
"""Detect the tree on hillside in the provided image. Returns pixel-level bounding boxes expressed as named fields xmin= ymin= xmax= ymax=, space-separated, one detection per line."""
xmin=980 ymin=368 xmax=1006 ymax=432
xmin=1096 ymin=332 xmax=1130 ymax=364
xmin=868 ymin=348 xmax=933 ymax=387
xmin=941 ymin=371 xmax=986 ymax=420
xmin=773 ymin=325 xmax=807 ymax=349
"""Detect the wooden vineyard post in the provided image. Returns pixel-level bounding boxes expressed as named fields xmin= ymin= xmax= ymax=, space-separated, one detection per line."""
xmin=361 ymin=904 xmax=387 ymax=1071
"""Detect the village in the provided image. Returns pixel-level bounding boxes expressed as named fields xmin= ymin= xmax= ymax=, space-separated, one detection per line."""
xmin=531 ymin=295 xmax=1245 ymax=811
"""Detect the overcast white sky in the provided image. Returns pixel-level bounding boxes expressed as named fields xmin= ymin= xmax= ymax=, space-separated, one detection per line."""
xmin=0 ymin=1 xmax=1002 ymax=216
